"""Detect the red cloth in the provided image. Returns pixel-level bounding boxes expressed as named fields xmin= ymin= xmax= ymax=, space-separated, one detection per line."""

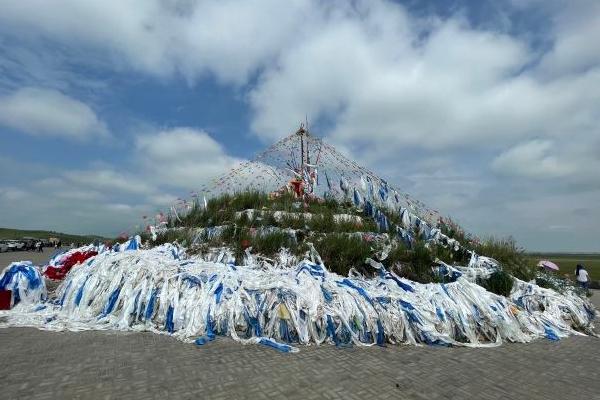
xmin=44 ymin=250 xmax=98 ymax=280
xmin=290 ymin=180 xmax=304 ymax=197
xmin=0 ymin=290 xmax=11 ymax=310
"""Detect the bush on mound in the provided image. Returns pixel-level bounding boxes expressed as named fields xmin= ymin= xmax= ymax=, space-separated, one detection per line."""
xmin=152 ymin=192 xmax=545 ymax=293
xmin=479 ymin=271 xmax=514 ymax=297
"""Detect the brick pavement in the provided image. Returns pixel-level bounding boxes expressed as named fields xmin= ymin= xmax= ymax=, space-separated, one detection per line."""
xmin=1 ymin=247 xmax=599 ymax=400
xmin=0 ymin=327 xmax=598 ymax=400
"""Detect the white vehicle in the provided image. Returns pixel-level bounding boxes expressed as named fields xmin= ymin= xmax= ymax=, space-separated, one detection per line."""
xmin=0 ymin=241 xmax=8 ymax=252
xmin=6 ymin=241 xmax=25 ymax=251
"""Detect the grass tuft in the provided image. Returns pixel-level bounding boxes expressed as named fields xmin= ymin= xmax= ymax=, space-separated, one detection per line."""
xmin=313 ymin=234 xmax=374 ymax=276
xmin=472 ymin=237 xmax=536 ymax=281
xmin=478 ymin=271 xmax=514 ymax=297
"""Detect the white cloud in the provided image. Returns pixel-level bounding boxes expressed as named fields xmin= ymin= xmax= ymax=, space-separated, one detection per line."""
xmin=105 ymin=203 xmax=136 ymax=212
xmin=0 ymin=125 xmax=242 ymax=236
xmin=1 ymin=0 xmax=598 ymax=152
xmin=491 ymin=140 xmax=574 ymax=179
xmin=0 ymin=159 xmax=167 ymax=236
xmin=53 ymin=189 xmax=105 ymax=201
xmin=0 ymin=0 xmax=316 ymax=85
xmin=2 ymin=1 xmax=596 ymax=153
xmin=63 ymin=169 xmax=154 ymax=195
xmin=0 ymin=187 xmax=28 ymax=201
xmin=147 ymin=193 xmax=178 ymax=207
xmin=135 ymin=127 xmax=241 ymax=188
xmin=249 ymin=5 xmax=600 ymax=156
xmin=0 ymin=87 xmax=108 ymax=139
xmin=537 ymin=1 xmax=600 ymax=77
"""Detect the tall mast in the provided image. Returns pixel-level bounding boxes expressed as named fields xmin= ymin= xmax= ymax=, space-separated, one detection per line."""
xmin=300 ymin=126 xmax=304 ymax=171
xmin=297 ymin=123 xmax=306 ymax=172
xmin=305 ymin=116 xmax=310 ymax=165
xmin=306 ymin=132 xmax=310 ymax=166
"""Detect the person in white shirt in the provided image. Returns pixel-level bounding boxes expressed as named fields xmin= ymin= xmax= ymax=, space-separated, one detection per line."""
xmin=575 ymin=264 xmax=590 ymax=289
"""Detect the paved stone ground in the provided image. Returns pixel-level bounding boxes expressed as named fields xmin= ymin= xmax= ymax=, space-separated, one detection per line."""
xmin=0 ymin=247 xmax=68 ymax=267
xmin=1 ymin=250 xmax=599 ymax=399
xmin=0 ymin=326 xmax=598 ymax=400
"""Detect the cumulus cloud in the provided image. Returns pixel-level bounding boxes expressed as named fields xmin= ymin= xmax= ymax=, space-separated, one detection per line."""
xmin=491 ymin=140 xmax=574 ymax=179
xmin=1 ymin=0 xmax=597 ymax=150
xmin=0 ymin=187 xmax=28 ymax=201
xmin=2 ymin=1 xmax=597 ymax=152
xmin=135 ymin=127 xmax=241 ymax=188
xmin=0 ymin=0 xmax=315 ymax=85
xmin=536 ymin=1 xmax=600 ymax=77
xmin=249 ymin=3 xmax=599 ymax=155
xmin=0 ymin=171 xmax=145 ymax=237
xmin=64 ymin=169 xmax=154 ymax=195
xmin=0 ymin=125 xmax=242 ymax=236
xmin=0 ymin=87 xmax=108 ymax=139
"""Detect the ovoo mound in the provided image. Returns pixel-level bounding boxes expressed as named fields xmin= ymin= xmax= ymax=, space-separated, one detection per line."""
xmin=0 ymin=126 xmax=596 ymax=352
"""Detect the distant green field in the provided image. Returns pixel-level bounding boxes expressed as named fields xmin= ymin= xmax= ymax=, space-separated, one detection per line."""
xmin=527 ymin=253 xmax=600 ymax=281
xmin=0 ymin=227 xmax=106 ymax=245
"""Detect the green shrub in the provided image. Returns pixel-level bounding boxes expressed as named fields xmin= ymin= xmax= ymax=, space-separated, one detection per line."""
xmin=278 ymin=214 xmax=306 ymax=230
xmin=237 ymin=211 xmax=250 ymax=226
xmin=479 ymin=271 xmax=514 ymax=297
xmin=383 ymin=243 xmax=411 ymax=268
xmin=535 ymin=274 xmax=561 ymax=291
xmin=439 ymin=220 xmax=470 ymax=247
xmin=314 ymin=234 xmax=373 ymax=276
xmin=384 ymin=241 xmax=437 ymax=284
xmin=154 ymin=229 xmax=192 ymax=247
xmin=137 ymin=231 xmax=151 ymax=243
xmin=307 ymin=213 xmax=335 ymax=232
xmin=323 ymin=193 xmax=341 ymax=211
xmin=260 ymin=213 xmax=279 ymax=227
xmin=252 ymin=232 xmax=295 ymax=255
xmin=472 ymin=237 xmax=535 ymax=281
xmin=160 ymin=192 xmax=540 ymax=288
xmin=229 ymin=191 xmax=268 ymax=210
xmin=430 ymin=243 xmax=455 ymax=265
xmin=407 ymin=242 xmax=435 ymax=283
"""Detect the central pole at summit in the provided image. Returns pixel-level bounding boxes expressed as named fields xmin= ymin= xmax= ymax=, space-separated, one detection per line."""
xmin=292 ymin=122 xmax=315 ymax=198
xmin=296 ymin=122 xmax=310 ymax=171
xmin=296 ymin=123 xmax=308 ymax=172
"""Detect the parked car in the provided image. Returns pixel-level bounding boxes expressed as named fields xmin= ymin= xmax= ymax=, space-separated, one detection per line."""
xmin=21 ymin=237 xmax=37 ymax=250
xmin=0 ymin=241 xmax=8 ymax=253
xmin=20 ymin=240 xmax=33 ymax=251
xmin=6 ymin=240 xmax=25 ymax=251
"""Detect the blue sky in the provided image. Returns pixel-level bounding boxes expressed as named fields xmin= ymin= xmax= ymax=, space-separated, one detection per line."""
xmin=0 ymin=0 xmax=598 ymax=252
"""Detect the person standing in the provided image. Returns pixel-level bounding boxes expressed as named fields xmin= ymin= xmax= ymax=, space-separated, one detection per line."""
xmin=575 ymin=264 xmax=590 ymax=291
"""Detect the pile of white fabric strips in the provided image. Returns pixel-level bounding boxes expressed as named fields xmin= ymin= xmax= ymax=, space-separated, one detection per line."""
xmin=0 ymin=239 xmax=595 ymax=353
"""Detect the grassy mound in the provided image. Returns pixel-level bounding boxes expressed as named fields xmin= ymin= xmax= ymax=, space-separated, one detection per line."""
xmin=153 ymin=191 xmax=541 ymax=287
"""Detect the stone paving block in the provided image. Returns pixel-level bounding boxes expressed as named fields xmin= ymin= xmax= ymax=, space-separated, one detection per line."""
xmin=0 ymin=327 xmax=599 ymax=400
